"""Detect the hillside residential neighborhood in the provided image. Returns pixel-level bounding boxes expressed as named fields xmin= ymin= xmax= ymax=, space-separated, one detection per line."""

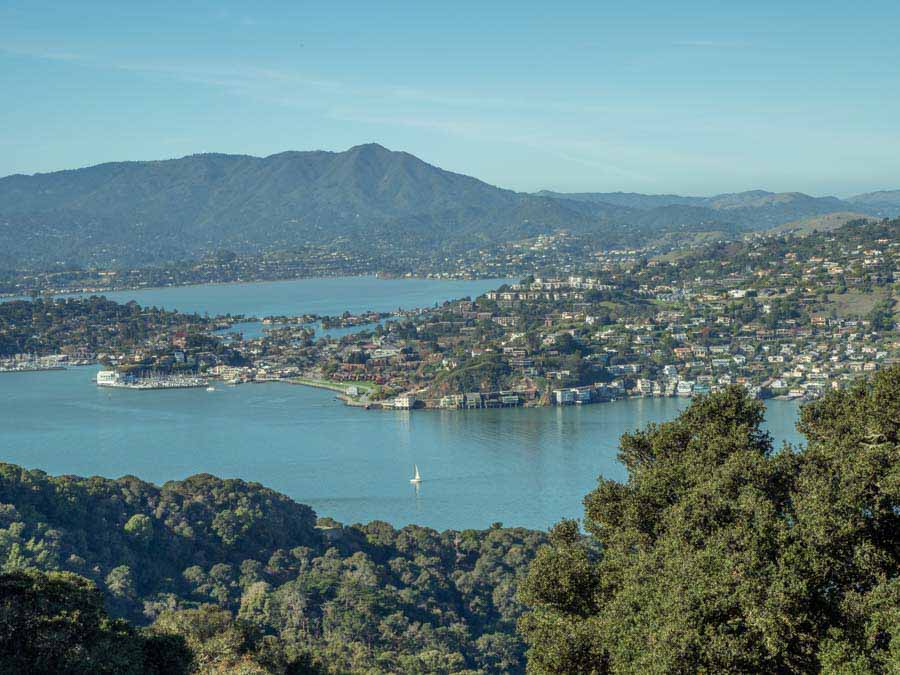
xmin=3 ymin=218 xmax=897 ymax=411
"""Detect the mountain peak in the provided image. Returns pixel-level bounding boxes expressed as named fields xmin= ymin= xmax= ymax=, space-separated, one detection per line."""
xmin=346 ymin=142 xmax=393 ymax=155
xmin=2 ymin=146 xmax=897 ymax=270
xmin=0 ymin=144 xmax=597 ymax=268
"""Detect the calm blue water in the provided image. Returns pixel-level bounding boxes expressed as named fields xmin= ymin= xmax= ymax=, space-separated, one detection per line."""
xmin=0 ymin=366 xmax=803 ymax=531
xmin=3 ymin=276 xmax=513 ymax=318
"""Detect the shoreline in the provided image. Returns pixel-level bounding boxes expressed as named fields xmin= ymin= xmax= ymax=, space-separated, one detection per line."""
xmin=278 ymin=376 xmax=779 ymax=412
xmin=11 ymin=364 xmax=811 ymax=413
xmin=285 ymin=377 xmax=354 ymax=394
xmin=14 ymin=366 xmax=805 ymax=420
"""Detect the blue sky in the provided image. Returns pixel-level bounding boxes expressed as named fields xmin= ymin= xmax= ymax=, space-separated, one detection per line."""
xmin=2 ymin=1 xmax=899 ymax=195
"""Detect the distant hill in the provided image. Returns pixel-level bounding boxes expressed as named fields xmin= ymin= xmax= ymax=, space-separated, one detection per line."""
xmin=0 ymin=145 xmax=590 ymax=267
xmin=846 ymin=189 xmax=900 ymax=218
xmin=1 ymin=145 xmax=893 ymax=269
xmin=535 ymin=190 xmax=706 ymax=209
xmin=2 ymin=144 xmax=732 ymax=268
xmin=537 ymin=188 xmax=879 ymax=231
xmin=705 ymin=191 xmax=853 ymax=229
xmin=766 ymin=211 xmax=877 ymax=236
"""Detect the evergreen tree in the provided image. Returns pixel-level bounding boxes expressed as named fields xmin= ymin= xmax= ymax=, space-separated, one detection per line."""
xmin=519 ymin=369 xmax=900 ymax=673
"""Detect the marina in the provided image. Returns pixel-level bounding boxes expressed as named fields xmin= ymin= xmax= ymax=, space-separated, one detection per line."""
xmin=0 ymin=354 xmax=73 ymax=373
xmin=95 ymin=370 xmax=209 ymax=390
xmin=0 ymin=364 xmax=66 ymax=373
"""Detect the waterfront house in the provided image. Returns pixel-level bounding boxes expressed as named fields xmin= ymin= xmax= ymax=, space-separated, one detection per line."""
xmin=553 ymin=389 xmax=576 ymax=405
xmin=393 ymin=395 xmax=417 ymax=409
xmin=676 ymin=380 xmax=695 ymax=397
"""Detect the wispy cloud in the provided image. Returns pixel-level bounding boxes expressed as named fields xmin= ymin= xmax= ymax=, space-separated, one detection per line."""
xmin=0 ymin=40 xmax=739 ymax=186
xmin=672 ymin=40 xmax=750 ymax=49
xmin=4 ymin=41 xmax=633 ymax=129
xmin=0 ymin=44 xmax=348 ymax=109
xmin=0 ymin=44 xmax=83 ymax=62
xmin=325 ymin=107 xmax=706 ymax=184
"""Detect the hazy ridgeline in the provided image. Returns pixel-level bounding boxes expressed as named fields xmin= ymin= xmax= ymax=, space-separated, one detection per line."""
xmin=4 ymin=144 xmax=899 ymax=270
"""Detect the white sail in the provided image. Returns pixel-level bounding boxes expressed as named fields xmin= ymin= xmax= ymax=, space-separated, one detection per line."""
xmin=410 ymin=464 xmax=421 ymax=483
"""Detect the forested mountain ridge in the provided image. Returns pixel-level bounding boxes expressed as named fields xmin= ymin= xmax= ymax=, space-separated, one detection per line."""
xmin=0 ymin=145 xmax=752 ymax=269
xmin=0 ymin=464 xmax=545 ymax=673
xmin=0 ymin=145 xmax=614 ymax=268
xmin=4 ymin=145 xmax=899 ymax=271
xmin=847 ymin=189 xmax=900 ymax=217
xmin=0 ymin=144 xmax=599 ymax=238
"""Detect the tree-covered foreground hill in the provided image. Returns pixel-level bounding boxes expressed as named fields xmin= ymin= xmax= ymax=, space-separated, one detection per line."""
xmin=0 ymin=467 xmax=545 ymax=673
xmin=520 ymin=367 xmax=899 ymax=674
xmin=2 ymin=368 xmax=898 ymax=673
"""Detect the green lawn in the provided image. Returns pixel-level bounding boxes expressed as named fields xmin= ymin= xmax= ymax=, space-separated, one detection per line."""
xmin=823 ymin=288 xmax=892 ymax=319
xmin=290 ymin=377 xmax=378 ymax=395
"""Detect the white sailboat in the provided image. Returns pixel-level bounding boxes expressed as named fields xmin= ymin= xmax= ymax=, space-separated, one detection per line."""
xmin=410 ymin=464 xmax=422 ymax=484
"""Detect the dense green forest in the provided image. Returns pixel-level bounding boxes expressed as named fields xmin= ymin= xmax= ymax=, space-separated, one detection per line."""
xmin=0 ymin=466 xmax=544 ymax=673
xmin=520 ymin=367 xmax=899 ymax=673
xmin=2 ymin=368 xmax=898 ymax=673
